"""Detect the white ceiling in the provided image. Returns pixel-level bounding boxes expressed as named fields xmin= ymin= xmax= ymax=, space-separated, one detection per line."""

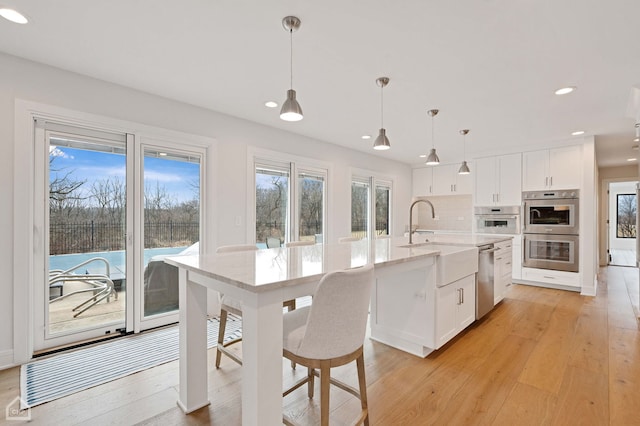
xmin=1 ymin=0 xmax=640 ymax=168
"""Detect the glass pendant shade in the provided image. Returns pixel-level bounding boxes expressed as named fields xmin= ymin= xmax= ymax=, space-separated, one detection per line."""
xmin=373 ymin=128 xmax=391 ymax=150
xmin=458 ymin=160 xmax=471 ymax=174
xmin=425 ymin=148 xmax=440 ymax=165
xmin=280 ymin=89 xmax=303 ymax=121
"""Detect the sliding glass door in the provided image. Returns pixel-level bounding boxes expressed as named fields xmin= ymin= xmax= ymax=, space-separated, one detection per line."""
xmin=140 ymin=148 xmax=201 ymax=326
xmin=35 ymin=126 xmax=129 ymax=350
xmin=34 ymin=122 xmax=204 ymax=351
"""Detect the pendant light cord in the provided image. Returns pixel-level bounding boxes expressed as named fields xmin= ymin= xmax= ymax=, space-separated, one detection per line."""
xmin=431 ymin=115 xmax=435 ymax=150
xmin=380 ymin=85 xmax=384 ymax=128
xmin=289 ymin=29 xmax=293 ymax=90
xmin=463 ymin=133 xmax=466 ymax=160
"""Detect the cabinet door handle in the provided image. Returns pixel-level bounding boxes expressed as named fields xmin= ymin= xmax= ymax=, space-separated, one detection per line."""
xmin=429 ymin=185 xmax=432 ymax=193
xmin=545 ymin=176 xmax=548 ymax=187
xmin=543 ymin=275 xmax=555 ymax=279
xmin=460 ymin=288 xmax=464 ymax=304
xmin=415 ymin=291 xmax=426 ymax=300
xmin=550 ymin=176 xmax=553 ymax=186
xmin=456 ymin=288 xmax=461 ymax=305
xmin=506 ymin=262 xmax=512 ymax=265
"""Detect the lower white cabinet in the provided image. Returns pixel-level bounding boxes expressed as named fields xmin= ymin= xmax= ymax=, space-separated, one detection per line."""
xmin=434 ymin=274 xmax=476 ymax=349
xmin=370 ymin=258 xmax=477 ymax=357
xmin=494 ymin=240 xmax=513 ymax=305
xmin=521 ymin=267 xmax=580 ymax=289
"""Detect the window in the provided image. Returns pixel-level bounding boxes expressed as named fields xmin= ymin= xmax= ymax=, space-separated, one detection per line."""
xmin=616 ymin=193 xmax=637 ymax=238
xmin=255 ymin=164 xmax=290 ymax=246
xmin=297 ymin=170 xmax=325 ymax=242
xmin=351 ymin=179 xmax=370 ymax=239
xmin=375 ymin=182 xmax=391 ymax=236
xmin=351 ymin=175 xmax=393 ymax=239
xmin=254 ymin=157 xmax=327 ymax=246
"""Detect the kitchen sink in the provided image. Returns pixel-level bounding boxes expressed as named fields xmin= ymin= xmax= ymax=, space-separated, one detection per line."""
xmin=435 ymin=246 xmax=478 ymax=287
xmin=396 ymin=241 xmax=435 ymax=249
xmin=398 ymin=242 xmax=479 ymax=287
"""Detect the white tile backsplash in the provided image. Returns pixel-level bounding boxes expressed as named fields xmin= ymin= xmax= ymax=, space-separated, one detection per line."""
xmin=413 ymin=195 xmax=473 ymax=232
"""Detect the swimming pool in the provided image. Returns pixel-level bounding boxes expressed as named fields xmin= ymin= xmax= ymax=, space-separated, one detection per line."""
xmin=49 ymin=246 xmax=188 ymax=274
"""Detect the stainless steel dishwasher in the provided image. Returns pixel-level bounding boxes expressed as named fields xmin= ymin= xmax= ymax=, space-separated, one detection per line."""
xmin=476 ymin=244 xmax=497 ymax=319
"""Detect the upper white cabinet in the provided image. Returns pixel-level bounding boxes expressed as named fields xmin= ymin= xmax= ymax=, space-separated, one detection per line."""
xmin=474 ymin=153 xmax=522 ymax=206
xmin=522 ymin=145 xmax=582 ymax=191
xmin=413 ymin=164 xmax=472 ymax=197
xmin=412 ymin=167 xmax=434 ymax=197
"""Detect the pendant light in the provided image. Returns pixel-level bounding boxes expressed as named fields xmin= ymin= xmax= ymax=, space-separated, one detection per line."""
xmin=280 ymin=16 xmax=303 ymax=121
xmin=373 ymin=77 xmax=391 ymax=150
xmin=425 ymin=109 xmax=440 ymax=165
xmin=458 ymin=129 xmax=471 ymax=175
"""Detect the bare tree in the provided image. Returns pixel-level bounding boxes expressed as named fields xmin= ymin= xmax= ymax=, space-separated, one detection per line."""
xmin=617 ymin=194 xmax=637 ymax=238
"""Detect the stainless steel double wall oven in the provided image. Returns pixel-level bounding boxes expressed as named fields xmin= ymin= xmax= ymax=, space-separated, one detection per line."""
xmin=523 ymin=190 xmax=579 ymax=272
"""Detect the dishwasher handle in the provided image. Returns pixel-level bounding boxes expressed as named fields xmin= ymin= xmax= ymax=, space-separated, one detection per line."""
xmin=479 ymin=247 xmax=499 ymax=254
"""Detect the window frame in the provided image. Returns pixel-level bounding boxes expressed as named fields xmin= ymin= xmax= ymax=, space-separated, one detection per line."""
xmin=616 ymin=192 xmax=637 ymax=239
xmin=248 ymin=148 xmax=330 ymax=246
xmin=350 ymin=170 xmax=394 ymax=240
xmin=13 ymin=99 xmax=214 ymax=362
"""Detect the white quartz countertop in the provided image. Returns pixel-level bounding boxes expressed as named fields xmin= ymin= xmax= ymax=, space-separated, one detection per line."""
xmin=411 ymin=233 xmax=513 ymax=247
xmin=165 ymin=237 xmax=477 ymax=293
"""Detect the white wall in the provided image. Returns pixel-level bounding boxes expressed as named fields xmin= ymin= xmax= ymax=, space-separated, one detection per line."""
xmin=0 ymin=53 xmax=412 ymax=366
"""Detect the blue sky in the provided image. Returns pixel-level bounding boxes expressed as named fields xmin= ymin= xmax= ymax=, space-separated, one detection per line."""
xmin=50 ymin=146 xmax=200 ymax=204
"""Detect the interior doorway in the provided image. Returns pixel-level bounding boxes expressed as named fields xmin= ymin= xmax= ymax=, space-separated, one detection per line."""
xmin=608 ymin=180 xmax=638 ymax=267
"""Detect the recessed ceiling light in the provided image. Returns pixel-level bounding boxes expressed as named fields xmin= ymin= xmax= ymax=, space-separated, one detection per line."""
xmin=361 ymin=135 xmax=371 ymax=140
xmin=571 ymin=130 xmax=585 ymax=136
xmin=264 ymin=101 xmax=278 ymax=108
xmin=0 ymin=8 xmax=28 ymax=24
xmin=634 ymin=137 xmax=640 ymax=142
xmin=555 ymin=86 xmax=576 ymax=95
xmin=419 ymin=154 xmax=427 ymax=158
xmin=159 ymin=152 xmax=168 ymax=156
xmin=627 ymin=158 xmax=637 ymax=162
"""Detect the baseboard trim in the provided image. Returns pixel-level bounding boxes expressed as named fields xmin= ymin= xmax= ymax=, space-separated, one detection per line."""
xmin=0 ymin=349 xmax=16 ymax=371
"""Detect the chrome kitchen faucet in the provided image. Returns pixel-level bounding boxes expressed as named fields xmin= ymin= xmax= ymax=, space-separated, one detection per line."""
xmin=408 ymin=199 xmax=435 ymax=244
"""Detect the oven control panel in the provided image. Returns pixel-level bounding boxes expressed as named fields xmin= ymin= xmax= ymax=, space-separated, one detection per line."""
xmin=522 ymin=190 xmax=579 ymax=200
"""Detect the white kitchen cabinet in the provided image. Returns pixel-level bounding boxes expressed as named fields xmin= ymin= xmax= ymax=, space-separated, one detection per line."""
xmin=493 ymin=240 xmax=513 ymax=305
xmin=511 ymin=235 xmax=522 ymax=280
xmin=522 ymin=145 xmax=582 ymax=191
xmin=412 ymin=167 xmax=434 ymax=196
xmin=474 ymin=153 xmax=522 ymax=206
xmin=521 ymin=267 xmax=580 ymax=289
xmin=432 ymin=163 xmax=473 ymax=195
xmin=370 ymin=259 xmax=437 ymax=357
xmin=435 ymin=274 xmax=476 ymax=349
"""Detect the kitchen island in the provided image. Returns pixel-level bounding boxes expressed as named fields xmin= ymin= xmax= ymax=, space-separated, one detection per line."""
xmin=165 ymin=236 xmax=507 ymax=425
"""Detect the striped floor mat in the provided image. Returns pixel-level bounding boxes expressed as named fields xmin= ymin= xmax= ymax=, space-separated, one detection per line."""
xmin=20 ymin=315 xmax=242 ymax=409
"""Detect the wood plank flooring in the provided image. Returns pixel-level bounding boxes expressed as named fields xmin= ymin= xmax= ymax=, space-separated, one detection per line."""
xmin=2 ymin=266 xmax=639 ymax=425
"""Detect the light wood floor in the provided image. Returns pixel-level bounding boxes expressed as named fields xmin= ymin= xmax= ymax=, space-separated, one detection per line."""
xmin=2 ymin=266 xmax=640 ymax=425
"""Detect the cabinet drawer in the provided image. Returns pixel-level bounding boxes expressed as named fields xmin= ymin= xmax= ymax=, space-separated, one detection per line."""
xmin=494 ymin=240 xmax=513 ymax=252
xmin=521 ymin=267 xmax=580 ymax=288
